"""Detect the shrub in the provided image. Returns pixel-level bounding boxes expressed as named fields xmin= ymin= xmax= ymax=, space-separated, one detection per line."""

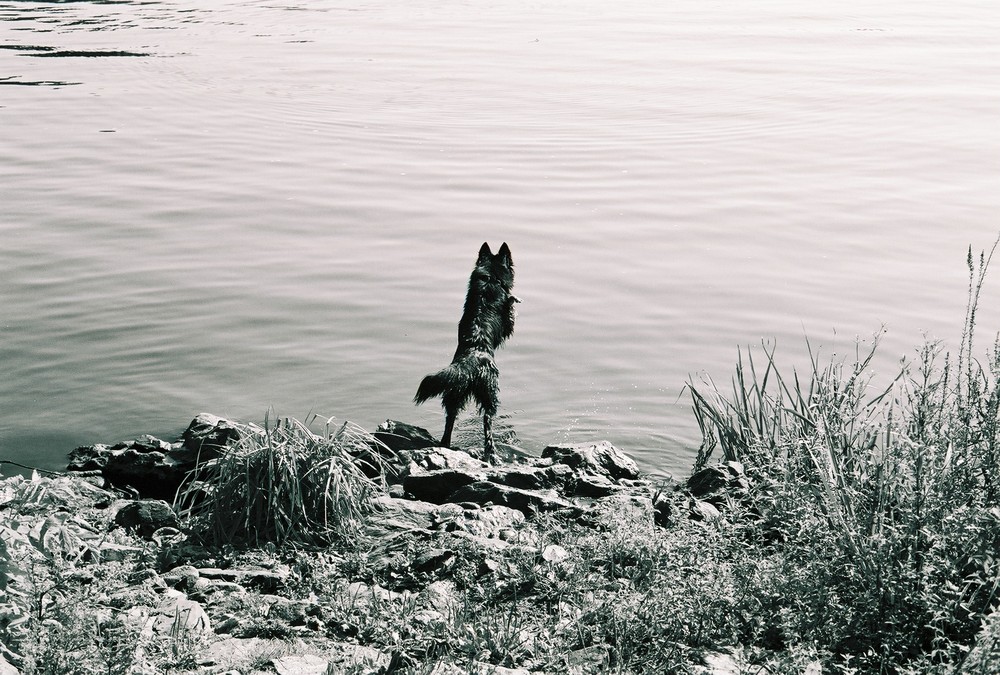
xmin=174 ymin=413 xmax=389 ymax=548
xmin=687 ymin=239 xmax=1000 ymax=672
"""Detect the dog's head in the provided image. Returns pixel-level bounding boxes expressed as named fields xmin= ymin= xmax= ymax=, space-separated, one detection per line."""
xmin=475 ymin=242 xmax=515 ymax=292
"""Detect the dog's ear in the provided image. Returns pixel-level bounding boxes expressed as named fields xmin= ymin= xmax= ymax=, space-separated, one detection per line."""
xmin=478 ymin=242 xmax=493 ymax=262
xmin=497 ymin=242 xmax=512 ymax=265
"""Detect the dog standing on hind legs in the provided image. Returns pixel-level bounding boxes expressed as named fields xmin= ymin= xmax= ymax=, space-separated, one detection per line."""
xmin=414 ymin=242 xmax=519 ymax=459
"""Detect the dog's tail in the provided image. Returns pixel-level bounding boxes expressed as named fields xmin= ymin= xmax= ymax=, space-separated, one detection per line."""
xmin=414 ymin=355 xmax=499 ymax=413
xmin=414 ymin=361 xmax=473 ymax=405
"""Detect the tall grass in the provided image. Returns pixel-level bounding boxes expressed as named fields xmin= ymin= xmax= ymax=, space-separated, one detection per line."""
xmin=174 ymin=413 xmax=389 ymax=548
xmin=688 ymin=240 xmax=1000 ymax=672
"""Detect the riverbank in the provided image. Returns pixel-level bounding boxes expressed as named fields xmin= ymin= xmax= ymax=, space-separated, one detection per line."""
xmin=0 ymin=413 xmax=712 ymax=674
xmin=2 ymin=391 xmax=1000 ymax=674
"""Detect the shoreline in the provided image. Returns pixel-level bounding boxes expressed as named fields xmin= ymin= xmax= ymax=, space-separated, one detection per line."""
xmin=2 ymin=403 xmax=999 ymax=674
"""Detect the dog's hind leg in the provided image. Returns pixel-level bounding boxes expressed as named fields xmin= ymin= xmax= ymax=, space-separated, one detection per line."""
xmin=440 ymin=409 xmax=457 ymax=448
xmin=483 ymin=413 xmax=496 ymax=460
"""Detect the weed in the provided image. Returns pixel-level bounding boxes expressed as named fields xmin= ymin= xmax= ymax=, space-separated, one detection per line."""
xmin=686 ymin=238 xmax=1000 ymax=671
xmin=175 ymin=412 xmax=390 ymax=548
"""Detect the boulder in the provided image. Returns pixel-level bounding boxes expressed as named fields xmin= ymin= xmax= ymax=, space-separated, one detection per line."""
xmin=404 ymin=469 xmax=483 ymax=503
xmin=408 ymin=447 xmax=489 ymax=474
xmin=412 ymin=548 xmax=457 ymax=575
xmin=448 ymin=481 xmax=574 ymax=516
xmin=563 ymin=645 xmax=610 ymax=674
xmin=162 ymin=564 xmax=200 ymax=591
xmin=198 ymin=567 xmax=289 ymax=593
xmin=450 ymin=504 xmax=526 ymax=539
xmin=324 ymin=643 xmax=393 ymax=675
xmin=102 ymin=445 xmax=185 ymax=497
xmin=429 ymin=662 xmax=531 ymax=675
xmin=573 ymin=473 xmax=617 ymax=498
xmin=68 ymin=415 xmax=247 ymax=500
xmin=151 ymin=590 xmax=211 ymax=638
xmin=374 ymin=420 xmax=439 ymax=452
xmin=373 ymin=495 xmax=439 ymax=531
xmin=273 ymin=654 xmax=329 ymax=675
xmin=587 ymin=494 xmax=655 ymax=529
xmin=487 ymin=463 xmax=573 ymax=491
xmin=182 ymin=413 xmax=243 ymax=454
xmin=114 ymin=499 xmax=179 ymax=538
xmin=687 ymin=461 xmax=749 ymax=506
xmin=542 ymin=441 xmax=641 ymax=481
xmin=689 ymin=499 xmax=722 ymax=522
xmin=67 ymin=440 xmax=184 ymax=500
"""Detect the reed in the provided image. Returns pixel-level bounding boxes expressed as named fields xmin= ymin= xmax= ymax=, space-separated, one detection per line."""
xmin=174 ymin=412 xmax=389 ymax=548
xmin=686 ymin=238 xmax=1000 ymax=671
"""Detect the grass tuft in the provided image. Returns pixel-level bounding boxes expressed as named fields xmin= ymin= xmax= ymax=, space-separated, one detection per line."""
xmin=685 ymin=236 xmax=1000 ymax=671
xmin=174 ymin=412 xmax=389 ymax=548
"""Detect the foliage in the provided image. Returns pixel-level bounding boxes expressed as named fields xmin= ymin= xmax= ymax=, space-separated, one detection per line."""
xmin=175 ymin=413 xmax=390 ymax=548
xmin=687 ymin=239 xmax=1000 ymax=672
xmin=0 ymin=475 xmax=163 ymax=674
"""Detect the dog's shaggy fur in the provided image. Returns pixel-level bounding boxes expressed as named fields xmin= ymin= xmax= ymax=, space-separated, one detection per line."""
xmin=414 ymin=242 xmax=518 ymax=456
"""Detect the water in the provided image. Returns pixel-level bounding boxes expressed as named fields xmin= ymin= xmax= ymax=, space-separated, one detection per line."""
xmin=2 ymin=0 xmax=998 ymax=479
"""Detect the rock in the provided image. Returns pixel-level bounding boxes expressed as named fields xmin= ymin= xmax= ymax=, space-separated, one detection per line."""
xmin=182 ymin=413 xmax=243 ymax=453
xmin=404 ymin=469 xmax=483 ymax=503
xmin=326 ymin=643 xmax=392 ymax=674
xmin=102 ymin=446 xmax=178 ymax=494
xmin=541 ymin=543 xmax=569 ymax=563
xmin=564 ymin=645 xmax=610 ymax=674
xmin=69 ymin=438 xmax=187 ymax=501
xmin=448 ymin=481 xmax=574 ymax=516
xmin=373 ymin=495 xmax=439 ymax=531
xmin=542 ymin=441 xmax=641 ymax=481
xmin=198 ymin=567 xmax=289 ymax=593
xmin=132 ymin=434 xmax=172 ymax=452
xmin=65 ymin=443 xmax=112 ymax=472
xmin=429 ymin=662 xmax=531 ymax=675
xmin=422 ymin=580 xmax=460 ymax=614
xmin=689 ymin=499 xmax=722 ymax=522
xmin=698 ymin=648 xmax=745 ymax=675
xmin=151 ymin=590 xmax=211 ymax=638
xmin=687 ymin=461 xmax=749 ymax=506
xmin=162 ymin=564 xmax=200 ymax=591
xmin=374 ymin=420 xmax=439 ymax=452
xmin=114 ymin=499 xmax=179 ymax=538
xmin=203 ymin=637 xmax=303 ymax=672
xmin=573 ymin=473 xmax=617 ymax=498
xmin=410 ymin=447 xmax=489 ymax=474
xmin=587 ymin=494 xmax=655 ymax=529
xmin=267 ymin=597 xmax=320 ymax=627
xmin=339 ymin=581 xmax=412 ymax=607
xmin=68 ymin=414 xmax=247 ymax=500
xmin=487 ymin=463 xmax=573 ymax=491
xmin=450 ymin=504 xmax=526 ymax=539
xmin=272 ymin=654 xmax=328 ymax=675
xmin=412 ymin=548 xmax=457 ymax=575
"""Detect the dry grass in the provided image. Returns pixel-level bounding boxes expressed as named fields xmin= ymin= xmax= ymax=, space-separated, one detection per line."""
xmin=174 ymin=413 xmax=390 ymax=548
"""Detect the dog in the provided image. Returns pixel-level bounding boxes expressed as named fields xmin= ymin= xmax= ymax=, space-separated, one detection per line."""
xmin=414 ymin=242 xmax=518 ymax=457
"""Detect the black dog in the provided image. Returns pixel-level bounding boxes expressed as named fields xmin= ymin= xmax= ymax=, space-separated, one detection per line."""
xmin=415 ymin=242 xmax=518 ymax=457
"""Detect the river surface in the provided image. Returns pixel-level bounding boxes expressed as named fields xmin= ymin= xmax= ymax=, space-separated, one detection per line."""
xmin=2 ymin=0 xmax=999 ymax=478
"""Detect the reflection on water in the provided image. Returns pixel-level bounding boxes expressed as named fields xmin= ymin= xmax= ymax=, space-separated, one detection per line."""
xmin=0 ymin=74 xmax=77 ymax=85
xmin=1 ymin=0 xmax=998 ymax=479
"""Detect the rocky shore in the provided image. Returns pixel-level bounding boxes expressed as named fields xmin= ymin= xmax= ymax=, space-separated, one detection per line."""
xmin=0 ymin=413 xmax=750 ymax=675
